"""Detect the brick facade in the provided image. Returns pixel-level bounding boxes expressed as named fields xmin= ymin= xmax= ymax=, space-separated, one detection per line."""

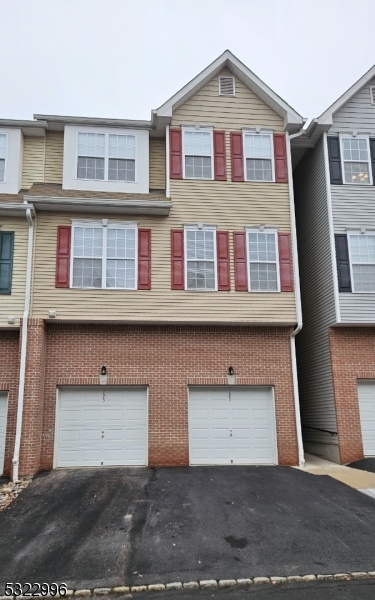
xmin=4 ymin=321 xmax=300 ymax=475
xmin=0 ymin=330 xmax=20 ymax=476
xmin=329 ymin=327 xmax=375 ymax=464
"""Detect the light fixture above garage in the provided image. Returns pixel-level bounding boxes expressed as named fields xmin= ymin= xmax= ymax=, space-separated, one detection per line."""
xmin=101 ymin=365 xmax=107 ymax=376
xmin=228 ymin=366 xmax=234 ymax=376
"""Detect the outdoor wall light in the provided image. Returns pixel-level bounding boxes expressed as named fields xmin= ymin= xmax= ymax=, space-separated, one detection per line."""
xmin=101 ymin=366 xmax=107 ymax=376
xmin=228 ymin=366 xmax=234 ymax=376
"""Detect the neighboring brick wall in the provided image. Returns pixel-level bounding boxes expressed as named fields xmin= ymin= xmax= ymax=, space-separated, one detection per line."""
xmin=0 ymin=330 xmax=20 ymax=476
xmin=33 ymin=323 xmax=299 ymax=472
xmin=329 ymin=327 xmax=375 ymax=464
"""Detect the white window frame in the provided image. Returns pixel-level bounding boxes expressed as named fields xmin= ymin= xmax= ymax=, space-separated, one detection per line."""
xmin=339 ymin=134 xmax=373 ymax=186
xmin=70 ymin=219 xmax=138 ymax=290
xmin=246 ymin=227 xmax=280 ymax=293
xmin=0 ymin=132 xmax=8 ymax=184
xmin=243 ymin=130 xmax=275 ymax=183
xmin=76 ymin=131 xmax=137 ymax=183
xmin=182 ymin=127 xmax=214 ymax=181
xmin=184 ymin=224 xmax=217 ymax=291
xmin=347 ymin=230 xmax=375 ymax=293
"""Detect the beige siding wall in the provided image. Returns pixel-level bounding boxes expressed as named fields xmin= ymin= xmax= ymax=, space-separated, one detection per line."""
xmin=22 ymin=137 xmax=45 ymax=189
xmin=45 ymin=132 xmax=64 ymax=184
xmin=171 ymin=69 xmax=284 ymax=131
xmin=0 ymin=218 xmax=28 ymax=327
xmin=149 ymin=138 xmax=165 ymax=190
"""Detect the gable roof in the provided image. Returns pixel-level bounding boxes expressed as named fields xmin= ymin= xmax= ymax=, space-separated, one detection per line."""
xmin=153 ymin=50 xmax=304 ymax=132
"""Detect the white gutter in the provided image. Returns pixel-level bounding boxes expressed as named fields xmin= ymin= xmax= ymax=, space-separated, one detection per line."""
xmin=286 ymin=129 xmax=305 ymax=467
xmin=323 ymin=131 xmax=341 ymax=323
xmin=12 ymin=208 xmax=34 ymax=482
xmin=166 ymin=124 xmax=170 ymax=198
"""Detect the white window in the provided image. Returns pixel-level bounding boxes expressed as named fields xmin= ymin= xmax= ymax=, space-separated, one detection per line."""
xmin=184 ymin=226 xmax=217 ymax=290
xmin=0 ymin=134 xmax=7 ymax=183
xmin=244 ymin=133 xmax=274 ymax=182
xmin=246 ymin=229 xmax=279 ymax=292
xmin=71 ymin=220 xmax=137 ymax=290
xmin=183 ymin=129 xmax=213 ymax=180
xmin=348 ymin=233 xmax=375 ymax=292
xmin=77 ymin=132 xmax=136 ymax=182
xmin=340 ymin=136 xmax=372 ymax=185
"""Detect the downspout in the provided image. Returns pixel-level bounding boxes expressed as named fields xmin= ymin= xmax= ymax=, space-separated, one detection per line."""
xmin=12 ymin=207 xmax=34 ymax=482
xmin=286 ymin=128 xmax=305 ymax=466
xmin=166 ymin=124 xmax=170 ymax=198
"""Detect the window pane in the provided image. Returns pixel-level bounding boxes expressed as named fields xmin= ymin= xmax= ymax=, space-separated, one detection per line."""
xmin=106 ymin=259 xmax=135 ymax=289
xmin=77 ymin=133 xmax=105 ymax=157
xmin=342 ymin=138 xmax=368 ymax=162
xmin=248 ymin=232 xmax=276 ymax=262
xmin=0 ymin=159 xmax=4 ymax=182
xmin=353 ymin=264 xmax=375 ymax=292
xmin=184 ymin=131 xmax=211 ymax=157
xmin=72 ymin=258 xmax=102 ymax=288
xmin=109 ymin=134 xmax=135 ymax=159
xmin=344 ymin=162 xmax=370 ymax=184
xmin=74 ymin=227 xmax=103 ymax=258
xmin=246 ymin=158 xmax=272 ymax=181
xmin=108 ymin=158 xmax=135 ymax=181
xmin=245 ymin=134 xmax=272 ymax=158
xmin=250 ymin=263 xmax=278 ymax=291
xmin=77 ymin=157 xmax=105 ymax=180
xmin=186 ymin=230 xmax=214 ymax=260
xmin=187 ymin=261 xmax=215 ymax=290
xmin=350 ymin=235 xmax=375 ymax=263
xmin=107 ymin=228 xmax=135 ymax=259
xmin=185 ymin=155 xmax=212 ymax=179
xmin=0 ymin=134 xmax=6 ymax=159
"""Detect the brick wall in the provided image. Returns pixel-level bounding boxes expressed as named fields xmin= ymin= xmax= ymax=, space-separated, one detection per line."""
xmin=330 ymin=327 xmax=375 ymax=463
xmin=0 ymin=330 xmax=20 ymax=476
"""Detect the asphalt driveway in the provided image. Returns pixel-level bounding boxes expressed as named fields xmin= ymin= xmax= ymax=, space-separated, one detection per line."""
xmin=1 ymin=466 xmax=375 ymax=591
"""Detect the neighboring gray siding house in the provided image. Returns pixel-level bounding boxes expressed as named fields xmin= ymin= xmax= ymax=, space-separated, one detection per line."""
xmin=292 ymin=66 xmax=375 ymax=464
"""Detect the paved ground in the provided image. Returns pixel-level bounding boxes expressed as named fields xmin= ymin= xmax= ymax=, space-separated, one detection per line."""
xmin=1 ymin=467 xmax=375 ymax=591
xmin=296 ymin=454 xmax=375 ymax=490
xmin=349 ymin=458 xmax=375 ymax=474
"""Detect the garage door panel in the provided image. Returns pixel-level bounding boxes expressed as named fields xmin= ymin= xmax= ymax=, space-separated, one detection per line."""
xmin=358 ymin=382 xmax=375 ymax=456
xmin=61 ymin=409 xmax=81 ymax=423
xmin=60 ymin=429 xmax=80 ymax=443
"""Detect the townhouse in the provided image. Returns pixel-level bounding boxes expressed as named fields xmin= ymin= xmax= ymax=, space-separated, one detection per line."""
xmin=0 ymin=51 xmax=305 ymax=478
xmin=293 ymin=66 xmax=375 ymax=464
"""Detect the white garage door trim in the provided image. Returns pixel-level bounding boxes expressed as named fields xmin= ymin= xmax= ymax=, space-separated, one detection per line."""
xmin=0 ymin=393 xmax=8 ymax=475
xmin=54 ymin=386 xmax=148 ymax=468
xmin=357 ymin=380 xmax=375 ymax=456
xmin=188 ymin=386 xmax=278 ymax=466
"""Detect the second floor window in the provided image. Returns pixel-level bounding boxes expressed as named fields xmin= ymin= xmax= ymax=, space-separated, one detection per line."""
xmin=183 ymin=130 xmax=213 ymax=179
xmin=247 ymin=229 xmax=279 ymax=291
xmin=244 ymin=133 xmax=274 ymax=182
xmin=185 ymin=227 xmax=216 ymax=290
xmin=348 ymin=234 xmax=375 ymax=292
xmin=340 ymin=136 xmax=372 ymax=185
xmin=77 ymin=132 xmax=136 ymax=182
xmin=0 ymin=134 xmax=6 ymax=182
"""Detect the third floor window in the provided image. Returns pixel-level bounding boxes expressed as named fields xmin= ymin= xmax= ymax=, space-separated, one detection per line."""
xmin=77 ymin=132 xmax=136 ymax=182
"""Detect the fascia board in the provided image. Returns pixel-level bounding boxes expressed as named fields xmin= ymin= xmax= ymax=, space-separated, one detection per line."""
xmin=25 ymin=196 xmax=172 ymax=216
xmin=0 ymin=203 xmax=35 ymax=216
xmin=33 ymin=115 xmax=153 ymax=129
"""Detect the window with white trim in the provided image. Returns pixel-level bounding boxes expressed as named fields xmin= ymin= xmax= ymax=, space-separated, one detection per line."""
xmin=244 ymin=132 xmax=274 ymax=181
xmin=185 ymin=227 xmax=216 ymax=290
xmin=0 ymin=134 xmax=7 ymax=183
xmin=247 ymin=229 xmax=279 ymax=291
xmin=183 ymin=129 xmax=213 ymax=179
xmin=77 ymin=132 xmax=136 ymax=182
xmin=71 ymin=221 xmax=137 ymax=289
xmin=340 ymin=136 xmax=372 ymax=185
xmin=348 ymin=233 xmax=375 ymax=292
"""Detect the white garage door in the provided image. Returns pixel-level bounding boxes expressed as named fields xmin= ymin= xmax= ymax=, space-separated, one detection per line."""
xmin=358 ymin=381 xmax=375 ymax=456
xmin=0 ymin=393 xmax=8 ymax=475
xmin=189 ymin=387 xmax=277 ymax=465
xmin=56 ymin=387 xmax=147 ymax=467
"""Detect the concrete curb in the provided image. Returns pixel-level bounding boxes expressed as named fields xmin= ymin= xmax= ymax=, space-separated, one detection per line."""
xmin=3 ymin=571 xmax=375 ymax=598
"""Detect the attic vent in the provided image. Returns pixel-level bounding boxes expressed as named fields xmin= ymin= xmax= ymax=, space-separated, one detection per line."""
xmin=219 ymin=76 xmax=235 ymax=96
xmin=371 ymin=86 xmax=375 ymax=105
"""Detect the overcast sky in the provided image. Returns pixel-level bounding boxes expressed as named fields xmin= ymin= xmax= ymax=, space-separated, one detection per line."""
xmin=1 ymin=0 xmax=375 ymax=124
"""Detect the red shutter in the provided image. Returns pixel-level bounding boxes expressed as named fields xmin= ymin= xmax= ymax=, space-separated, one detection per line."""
xmin=216 ymin=231 xmax=230 ymax=291
xmin=214 ymin=131 xmax=227 ymax=181
xmin=233 ymin=231 xmax=247 ymax=291
xmin=138 ymin=228 xmax=151 ymax=290
xmin=274 ymin=133 xmax=288 ymax=183
xmin=171 ymin=229 xmax=184 ymax=289
xmin=170 ymin=129 xmax=182 ymax=179
xmin=278 ymin=233 xmax=293 ymax=291
xmin=230 ymin=132 xmax=244 ymax=181
xmin=55 ymin=226 xmax=71 ymax=288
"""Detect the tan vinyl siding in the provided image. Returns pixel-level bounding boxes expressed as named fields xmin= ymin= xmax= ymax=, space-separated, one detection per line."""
xmin=45 ymin=132 xmax=64 ymax=184
xmin=171 ymin=69 xmax=284 ymax=131
xmin=0 ymin=218 xmax=28 ymax=327
xmin=22 ymin=137 xmax=45 ymax=189
xmin=149 ymin=138 xmax=165 ymax=190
